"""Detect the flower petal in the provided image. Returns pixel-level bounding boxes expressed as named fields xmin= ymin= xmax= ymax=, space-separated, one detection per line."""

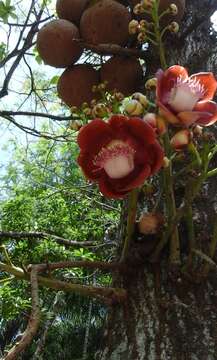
xmin=157 ymin=65 xmax=188 ymax=102
xmin=158 ymin=102 xmax=180 ymax=124
xmin=194 ymin=101 xmax=217 ymax=126
xmin=78 ymin=152 xmax=102 ymax=181
xmin=77 ymin=119 xmax=112 ymax=154
xmin=147 ymin=142 xmax=164 ymax=173
xmin=190 ymin=72 xmax=217 ymax=101
xmin=127 ymin=117 xmax=156 ymax=144
xmin=98 ymin=175 xmax=129 ymax=199
xmin=177 ymin=111 xmax=206 ymax=127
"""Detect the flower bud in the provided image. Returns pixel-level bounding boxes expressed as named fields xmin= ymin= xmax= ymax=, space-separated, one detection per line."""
xmin=129 ymin=19 xmax=139 ymax=35
xmin=90 ymin=99 xmax=97 ymax=107
xmin=139 ymin=19 xmax=149 ymax=30
xmin=70 ymin=120 xmax=82 ymax=131
xmin=170 ymin=130 xmax=191 ymax=150
xmin=138 ymin=212 xmax=164 ymax=235
xmin=143 ymin=113 xmax=157 ymax=128
xmin=156 ymin=116 xmax=167 ymax=135
xmin=83 ymin=107 xmax=92 ymax=116
xmin=133 ymin=3 xmax=144 ymax=15
xmin=145 ymin=77 xmax=157 ymax=90
xmin=169 ymin=3 xmax=178 ymax=15
xmin=98 ymin=82 xmax=107 ymax=91
xmin=168 ymin=21 xmax=179 ymax=33
xmin=141 ymin=0 xmax=154 ymax=10
xmin=92 ymin=85 xmax=98 ymax=93
xmin=162 ymin=156 xmax=170 ymax=168
xmin=137 ymin=31 xmax=147 ymax=43
xmin=124 ymin=99 xmax=143 ymax=116
xmin=70 ymin=106 xmax=78 ymax=113
xmin=114 ymin=92 xmax=124 ymax=101
xmin=132 ymin=92 xmax=149 ymax=107
xmin=92 ymin=103 xmax=108 ymax=118
xmin=193 ymin=125 xmax=203 ymax=137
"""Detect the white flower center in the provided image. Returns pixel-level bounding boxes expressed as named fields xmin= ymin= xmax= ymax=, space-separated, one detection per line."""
xmin=94 ymin=140 xmax=135 ymax=179
xmin=168 ymin=76 xmax=205 ymax=113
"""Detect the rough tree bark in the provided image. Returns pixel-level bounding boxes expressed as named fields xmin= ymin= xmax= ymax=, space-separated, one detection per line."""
xmin=97 ymin=1 xmax=217 ymax=359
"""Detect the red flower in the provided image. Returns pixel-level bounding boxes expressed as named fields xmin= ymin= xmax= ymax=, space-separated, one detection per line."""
xmin=77 ymin=115 xmax=164 ymax=199
xmin=156 ymin=65 xmax=217 ymax=127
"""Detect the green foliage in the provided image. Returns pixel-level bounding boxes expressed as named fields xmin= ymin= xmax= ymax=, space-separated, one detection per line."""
xmin=0 ymin=129 xmax=118 ymax=357
xmin=0 ymin=0 xmax=17 ymax=23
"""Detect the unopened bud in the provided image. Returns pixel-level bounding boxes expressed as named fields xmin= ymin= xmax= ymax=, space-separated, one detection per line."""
xmin=141 ymin=0 xmax=154 ymax=10
xmin=90 ymin=99 xmax=97 ymax=107
xmin=143 ymin=113 xmax=157 ymax=128
xmin=169 ymin=3 xmax=178 ymax=15
xmin=162 ymin=156 xmax=170 ymax=168
xmin=70 ymin=120 xmax=82 ymax=131
xmin=114 ymin=91 xmax=124 ymax=101
xmin=156 ymin=116 xmax=167 ymax=135
xmin=193 ymin=125 xmax=203 ymax=137
xmin=98 ymin=82 xmax=107 ymax=91
xmin=138 ymin=212 xmax=164 ymax=235
xmin=92 ymin=85 xmax=98 ymax=93
xmin=168 ymin=21 xmax=179 ymax=33
xmin=92 ymin=103 xmax=108 ymax=118
xmin=129 ymin=19 xmax=139 ymax=35
xmin=133 ymin=3 xmax=144 ymax=15
xmin=132 ymin=92 xmax=149 ymax=107
xmin=170 ymin=130 xmax=191 ymax=150
xmin=145 ymin=77 xmax=157 ymax=89
xmin=139 ymin=19 xmax=149 ymax=30
xmin=137 ymin=31 xmax=147 ymax=43
xmin=70 ymin=106 xmax=78 ymax=113
xmin=83 ymin=107 xmax=92 ymax=116
xmin=124 ymin=99 xmax=143 ymax=116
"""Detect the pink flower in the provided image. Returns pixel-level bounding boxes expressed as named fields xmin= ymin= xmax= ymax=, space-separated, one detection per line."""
xmin=77 ymin=115 xmax=164 ymax=199
xmin=156 ymin=65 xmax=217 ymax=127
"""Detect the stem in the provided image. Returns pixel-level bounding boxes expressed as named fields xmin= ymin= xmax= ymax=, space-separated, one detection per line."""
xmin=188 ymin=142 xmax=202 ymax=167
xmin=152 ymin=1 xmax=167 ymax=70
xmin=185 ymin=204 xmax=195 ymax=268
xmin=201 ymin=213 xmax=217 ymax=276
xmin=151 ymin=170 xmax=207 ymax=263
xmin=207 ymin=168 xmax=217 ymax=178
xmin=163 ymin=133 xmax=181 ymax=265
xmin=120 ymin=188 xmax=139 ymax=263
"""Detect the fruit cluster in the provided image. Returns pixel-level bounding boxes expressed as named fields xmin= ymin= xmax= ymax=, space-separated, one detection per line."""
xmin=36 ymin=0 xmax=185 ymax=108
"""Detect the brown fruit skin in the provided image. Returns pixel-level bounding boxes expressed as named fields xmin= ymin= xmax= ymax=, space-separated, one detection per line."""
xmin=57 ymin=65 xmax=99 ymax=107
xmin=37 ymin=19 xmax=83 ymax=68
xmin=80 ymin=0 xmax=131 ymax=46
xmin=100 ymin=56 xmax=143 ymax=96
xmin=130 ymin=0 xmax=185 ymax=23
xmin=56 ymin=0 xmax=88 ymax=25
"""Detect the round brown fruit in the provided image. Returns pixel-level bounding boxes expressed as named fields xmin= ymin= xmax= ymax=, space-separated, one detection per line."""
xmin=57 ymin=64 xmax=99 ymax=107
xmin=80 ymin=0 xmax=131 ymax=46
xmin=100 ymin=56 xmax=143 ymax=96
xmin=37 ymin=19 xmax=83 ymax=68
xmin=56 ymin=0 xmax=88 ymax=25
xmin=130 ymin=0 xmax=185 ymax=23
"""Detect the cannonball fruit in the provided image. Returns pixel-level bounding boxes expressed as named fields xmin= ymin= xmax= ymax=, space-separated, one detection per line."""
xmin=56 ymin=0 xmax=88 ymax=25
xmin=57 ymin=65 xmax=99 ymax=107
xmin=100 ymin=56 xmax=143 ymax=96
xmin=80 ymin=0 xmax=131 ymax=46
xmin=37 ymin=19 xmax=83 ymax=68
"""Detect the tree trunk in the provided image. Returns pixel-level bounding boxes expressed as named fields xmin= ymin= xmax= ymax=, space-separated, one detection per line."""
xmin=97 ymin=1 xmax=217 ymax=359
xmin=97 ymin=262 xmax=217 ymax=360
